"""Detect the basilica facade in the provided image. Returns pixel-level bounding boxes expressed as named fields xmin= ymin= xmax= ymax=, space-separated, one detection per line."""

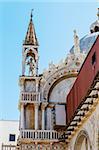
xmin=16 ymin=9 xmax=99 ymax=150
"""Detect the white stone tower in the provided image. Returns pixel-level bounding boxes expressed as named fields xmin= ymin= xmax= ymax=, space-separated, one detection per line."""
xmin=17 ymin=11 xmax=62 ymax=150
xmin=17 ymin=12 xmax=42 ymax=149
xmin=20 ymin=11 xmax=40 ymax=132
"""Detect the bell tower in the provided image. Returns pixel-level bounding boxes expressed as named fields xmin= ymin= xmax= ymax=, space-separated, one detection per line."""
xmin=17 ymin=11 xmax=65 ymax=150
xmin=18 ymin=11 xmax=41 ymax=133
xmin=22 ymin=10 xmax=39 ymax=77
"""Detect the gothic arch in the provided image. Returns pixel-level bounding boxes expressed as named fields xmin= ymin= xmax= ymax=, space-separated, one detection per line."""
xmin=74 ymin=130 xmax=92 ymax=150
xmin=47 ymin=74 xmax=76 ymax=102
xmin=24 ymin=47 xmax=38 ymax=61
xmin=42 ymin=68 xmax=77 ymax=102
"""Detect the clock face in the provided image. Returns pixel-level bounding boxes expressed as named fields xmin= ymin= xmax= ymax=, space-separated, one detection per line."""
xmin=25 ymin=81 xmax=36 ymax=92
xmin=49 ymin=77 xmax=76 ymax=103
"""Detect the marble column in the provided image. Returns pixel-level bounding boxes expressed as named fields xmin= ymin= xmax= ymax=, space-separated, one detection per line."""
xmin=36 ymin=58 xmax=38 ymax=76
xmin=47 ymin=104 xmax=54 ymax=130
xmin=34 ymin=103 xmax=39 ymax=130
xmin=50 ymin=143 xmax=53 ymax=149
xmin=21 ymin=104 xmax=24 ymax=129
xmin=22 ymin=49 xmax=26 ymax=76
xmin=36 ymin=79 xmax=39 ymax=102
xmin=41 ymin=103 xmax=47 ymax=130
xmin=36 ymin=79 xmax=39 ymax=92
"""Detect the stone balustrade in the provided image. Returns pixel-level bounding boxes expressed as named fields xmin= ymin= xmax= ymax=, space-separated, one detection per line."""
xmin=20 ymin=130 xmax=60 ymax=140
xmin=2 ymin=144 xmax=16 ymax=150
xmin=21 ymin=92 xmax=40 ymax=103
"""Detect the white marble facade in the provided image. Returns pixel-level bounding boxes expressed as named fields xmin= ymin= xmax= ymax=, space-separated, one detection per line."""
xmin=17 ymin=11 xmax=99 ymax=150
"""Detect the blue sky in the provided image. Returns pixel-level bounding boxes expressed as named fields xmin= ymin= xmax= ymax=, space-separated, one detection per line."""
xmin=0 ymin=1 xmax=98 ymax=120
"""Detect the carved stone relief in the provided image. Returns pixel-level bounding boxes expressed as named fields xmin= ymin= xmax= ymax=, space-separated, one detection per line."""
xmin=25 ymin=80 xmax=36 ymax=92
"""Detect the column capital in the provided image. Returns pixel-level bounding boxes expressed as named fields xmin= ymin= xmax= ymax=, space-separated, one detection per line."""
xmin=48 ymin=104 xmax=55 ymax=108
xmin=36 ymin=78 xmax=40 ymax=83
xmin=41 ymin=102 xmax=48 ymax=110
xmin=20 ymin=103 xmax=25 ymax=107
xmin=19 ymin=77 xmax=25 ymax=87
xmin=34 ymin=103 xmax=39 ymax=108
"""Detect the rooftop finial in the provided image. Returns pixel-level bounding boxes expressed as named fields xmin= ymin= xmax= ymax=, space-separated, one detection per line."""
xmin=30 ymin=9 xmax=34 ymax=20
xmin=97 ymin=8 xmax=99 ymax=20
xmin=73 ymin=29 xmax=80 ymax=54
xmin=74 ymin=30 xmax=77 ymax=36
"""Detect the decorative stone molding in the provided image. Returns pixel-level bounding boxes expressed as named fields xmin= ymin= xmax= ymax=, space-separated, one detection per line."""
xmin=40 ymin=51 xmax=86 ymax=103
xmin=48 ymin=104 xmax=55 ymax=108
xmin=41 ymin=102 xmax=48 ymax=110
xmin=42 ymin=51 xmax=85 ymax=82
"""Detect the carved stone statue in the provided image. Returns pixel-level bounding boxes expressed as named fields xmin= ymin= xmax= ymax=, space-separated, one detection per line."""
xmin=74 ymin=30 xmax=80 ymax=54
xmin=27 ymin=58 xmax=35 ymax=76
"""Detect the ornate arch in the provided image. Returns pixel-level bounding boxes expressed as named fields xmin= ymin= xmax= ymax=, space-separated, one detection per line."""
xmin=74 ymin=130 xmax=92 ymax=150
xmin=24 ymin=47 xmax=38 ymax=61
xmin=42 ymin=67 xmax=78 ymax=102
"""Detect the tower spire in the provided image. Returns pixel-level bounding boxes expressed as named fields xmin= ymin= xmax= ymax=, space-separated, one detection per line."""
xmin=24 ymin=10 xmax=38 ymax=46
xmin=30 ymin=9 xmax=33 ymax=21
xmin=22 ymin=11 xmax=39 ymax=76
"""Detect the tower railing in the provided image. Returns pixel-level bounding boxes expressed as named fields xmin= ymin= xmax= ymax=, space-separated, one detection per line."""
xmin=1 ymin=143 xmax=16 ymax=150
xmin=20 ymin=92 xmax=41 ymax=103
xmin=20 ymin=130 xmax=60 ymax=141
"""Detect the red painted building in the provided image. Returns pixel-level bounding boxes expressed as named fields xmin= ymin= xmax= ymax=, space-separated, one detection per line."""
xmin=66 ymin=35 xmax=99 ymax=125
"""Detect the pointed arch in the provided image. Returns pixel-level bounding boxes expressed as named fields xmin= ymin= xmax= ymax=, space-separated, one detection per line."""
xmin=74 ymin=130 xmax=92 ymax=150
